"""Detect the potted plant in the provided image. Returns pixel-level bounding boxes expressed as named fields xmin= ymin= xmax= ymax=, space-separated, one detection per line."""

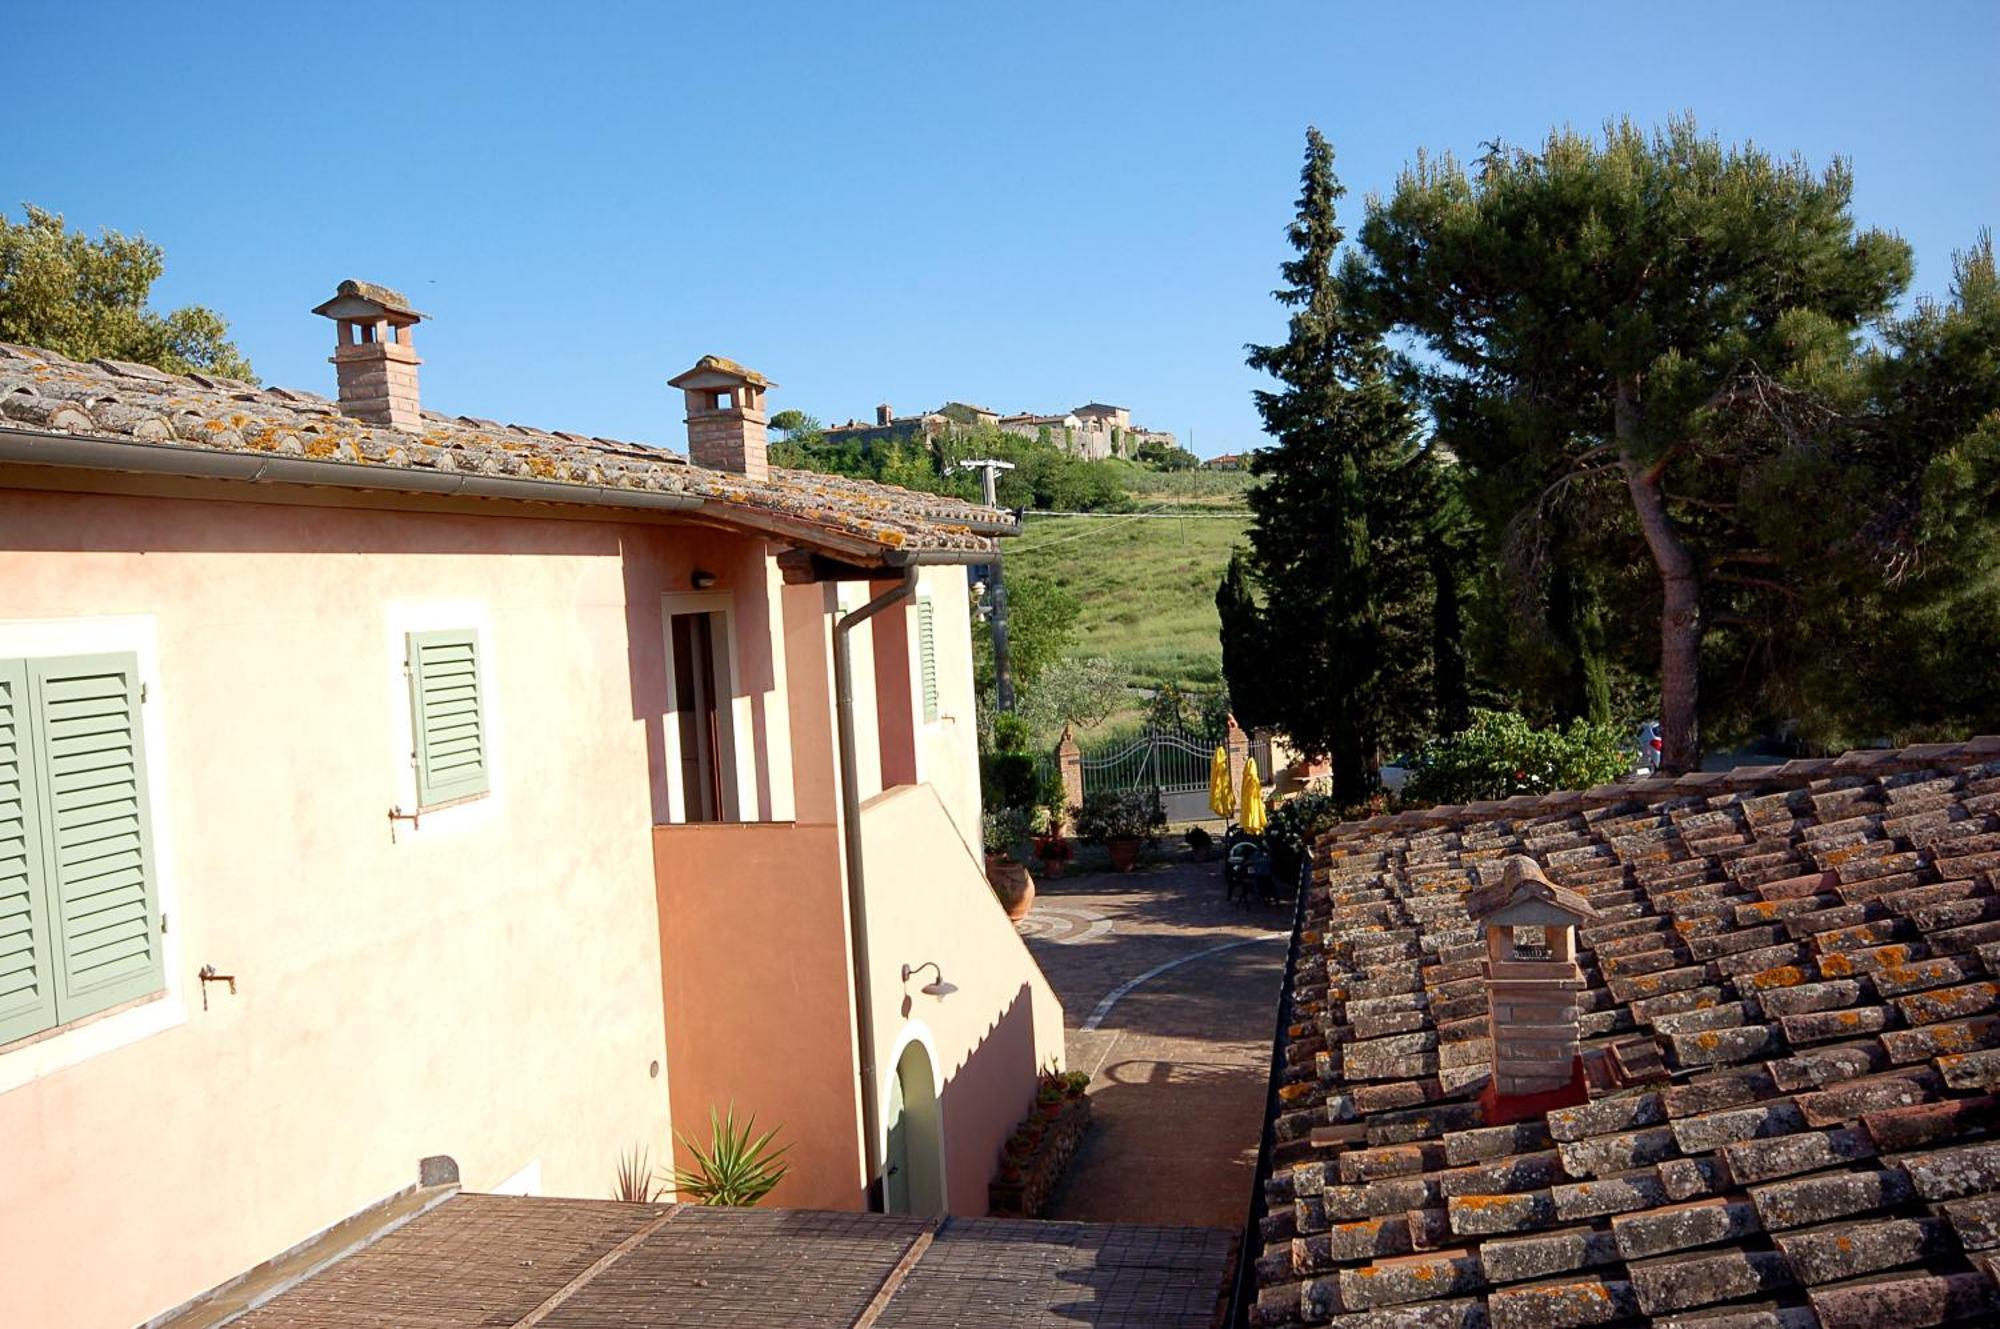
xmin=984 ymin=808 xmax=1035 ymax=919
xmin=1031 ymin=799 xmax=1074 ymax=878
xmin=1075 ymin=789 xmax=1166 ymax=873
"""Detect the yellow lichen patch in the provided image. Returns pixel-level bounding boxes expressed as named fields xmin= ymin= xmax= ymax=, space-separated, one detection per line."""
xmin=1747 ymin=964 xmax=1807 ymax=990
xmin=303 ymin=436 xmax=341 ymax=460
xmin=1279 ymin=1081 xmax=1314 ymax=1104
xmin=1818 ymin=953 xmax=1855 ymax=977
xmin=1695 ymin=1032 xmax=1722 ymax=1051
xmin=203 ymin=419 xmax=225 ymax=432
xmin=524 ymin=456 xmax=560 ymax=480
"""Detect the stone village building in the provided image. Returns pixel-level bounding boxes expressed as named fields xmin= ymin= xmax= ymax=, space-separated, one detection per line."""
xmin=825 ymin=398 xmax=1177 ymax=463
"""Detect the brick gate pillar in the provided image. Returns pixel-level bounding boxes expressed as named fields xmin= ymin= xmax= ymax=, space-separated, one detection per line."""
xmin=1225 ymin=714 xmax=1249 ymax=803
xmin=1056 ymin=725 xmax=1084 ymax=814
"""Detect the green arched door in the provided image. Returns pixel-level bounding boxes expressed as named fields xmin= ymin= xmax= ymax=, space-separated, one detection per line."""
xmin=884 ymin=1042 xmax=943 ymax=1214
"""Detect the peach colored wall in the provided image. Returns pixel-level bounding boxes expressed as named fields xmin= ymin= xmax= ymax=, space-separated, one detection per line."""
xmin=652 ymin=821 xmax=863 ymax=1208
xmin=858 ymin=783 xmax=1065 ymax=1214
xmin=0 ymin=486 xmax=783 ymax=1329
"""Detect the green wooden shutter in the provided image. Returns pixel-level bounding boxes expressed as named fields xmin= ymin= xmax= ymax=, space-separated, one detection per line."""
xmin=407 ymin=629 xmax=490 ymax=807
xmin=27 ymin=653 xmax=164 ymax=1022
xmin=0 ymin=659 xmax=58 ymax=1044
xmin=916 ymin=599 xmax=939 ymax=724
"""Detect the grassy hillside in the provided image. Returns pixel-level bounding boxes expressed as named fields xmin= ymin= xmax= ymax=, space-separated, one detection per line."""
xmin=1008 ymin=507 xmax=1250 ymax=690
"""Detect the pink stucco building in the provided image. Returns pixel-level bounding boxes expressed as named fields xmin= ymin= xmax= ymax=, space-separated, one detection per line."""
xmin=0 ymin=283 xmax=1063 ymax=1328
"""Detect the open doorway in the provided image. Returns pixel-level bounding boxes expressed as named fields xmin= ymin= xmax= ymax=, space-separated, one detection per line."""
xmin=664 ymin=599 xmax=738 ymax=823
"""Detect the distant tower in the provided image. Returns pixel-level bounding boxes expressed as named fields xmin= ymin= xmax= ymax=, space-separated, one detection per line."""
xmin=312 ymin=279 xmax=427 ymax=432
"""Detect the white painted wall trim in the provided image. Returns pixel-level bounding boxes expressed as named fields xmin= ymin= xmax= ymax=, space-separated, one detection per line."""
xmin=659 ymin=590 xmax=755 ymax=823
xmin=0 ymin=615 xmax=187 ymax=1095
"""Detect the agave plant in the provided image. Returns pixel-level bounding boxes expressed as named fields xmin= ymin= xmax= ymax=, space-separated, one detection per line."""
xmin=612 ymin=1144 xmax=662 ymax=1203
xmin=673 ymin=1104 xmax=791 ymax=1206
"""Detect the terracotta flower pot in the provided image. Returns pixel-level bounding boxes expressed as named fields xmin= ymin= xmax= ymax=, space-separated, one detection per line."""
xmin=1106 ymin=836 xmax=1142 ymax=872
xmin=987 ymin=854 xmax=1037 ymax=920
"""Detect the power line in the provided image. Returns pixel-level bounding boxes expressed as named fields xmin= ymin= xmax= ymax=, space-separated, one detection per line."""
xmin=1019 ymin=509 xmax=1250 ymax=519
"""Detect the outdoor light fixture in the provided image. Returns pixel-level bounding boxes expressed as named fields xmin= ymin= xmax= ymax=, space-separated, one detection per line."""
xmin=902 ymin=961 xmax=956 ymax=998
xmin=690 ymin=568 xmax=718 ymax=589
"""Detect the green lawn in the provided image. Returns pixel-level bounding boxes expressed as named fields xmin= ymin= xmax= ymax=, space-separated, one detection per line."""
xmin=1008 ymin=508 xmax=1250 ymax=691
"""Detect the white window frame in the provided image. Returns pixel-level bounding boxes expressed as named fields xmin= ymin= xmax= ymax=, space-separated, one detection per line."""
xmin=0 ymin=615 xmax=185 ymax=1095
xmin=660 ymin=591 xmax=755 ymax=824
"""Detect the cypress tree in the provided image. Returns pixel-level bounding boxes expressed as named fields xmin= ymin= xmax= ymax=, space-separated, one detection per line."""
xmin=1245 ymin=129 xmax=1437 ymax=805
xmin=1215 ymin=548 xmax=1268 ymax=731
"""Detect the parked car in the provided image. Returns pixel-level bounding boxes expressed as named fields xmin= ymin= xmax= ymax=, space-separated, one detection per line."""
xmin=1636 ymin=721 xmax=1663 ymax=773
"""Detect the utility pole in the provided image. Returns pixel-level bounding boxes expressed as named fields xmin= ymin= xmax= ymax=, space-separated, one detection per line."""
xmin=955 ymin=458 xmax=1018 ymax=712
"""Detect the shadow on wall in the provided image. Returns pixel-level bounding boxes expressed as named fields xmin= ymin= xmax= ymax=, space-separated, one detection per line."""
xmin=932 ymin=981 xmax=1039 ymax=1215
xmin=619 ymin=530 xmax=779 ymax=824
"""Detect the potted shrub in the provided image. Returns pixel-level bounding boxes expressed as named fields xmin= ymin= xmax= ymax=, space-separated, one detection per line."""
xmin=984 ymin=808 xmax=1036 ymax=919
xmin=1031 ymin=799 xmax=1074 ymax=878
xmin=1076 ymin=789 xmax=1166 ymax=873
xmin=1185 ymin=825 xmax=1214 ymax=862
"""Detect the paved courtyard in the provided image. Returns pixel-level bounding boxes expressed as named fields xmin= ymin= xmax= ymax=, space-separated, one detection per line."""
xmin=1016 ymin=854 xmax=1291 ymax=1231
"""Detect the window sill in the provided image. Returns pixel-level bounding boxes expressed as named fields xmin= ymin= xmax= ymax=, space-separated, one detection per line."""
xmin=0 ymin=986 xmax=182 ymax=1096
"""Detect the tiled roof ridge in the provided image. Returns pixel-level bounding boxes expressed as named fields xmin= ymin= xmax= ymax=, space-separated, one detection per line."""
xmin=1253 ymin=741 xmax=2000 ymax=1327
xmin=1318 ymin=736 xmax=2000 ymax=849
xmin=0 ymin=340 xmax=1010 ymax=556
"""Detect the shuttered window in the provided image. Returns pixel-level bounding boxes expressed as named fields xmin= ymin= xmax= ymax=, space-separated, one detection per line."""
xmin=916 ymin=599 xmax=939 ymax=724
xmin=407 ymin=629 xmax=490 ymax=808
xmin=0 ymin=652 xmax=165 ymax=1047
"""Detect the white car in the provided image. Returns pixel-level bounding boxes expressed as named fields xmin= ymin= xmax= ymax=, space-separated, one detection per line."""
xmin=1636 ymin=721 xmax=1663 ymax=773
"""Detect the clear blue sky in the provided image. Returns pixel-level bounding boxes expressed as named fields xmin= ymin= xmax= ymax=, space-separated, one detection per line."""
xmin=12 ymin=2 xmax=1997 ymax=457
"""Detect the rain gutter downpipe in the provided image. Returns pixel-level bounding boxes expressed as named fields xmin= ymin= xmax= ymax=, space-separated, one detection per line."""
xmin=832 ymin=565 xmax=918 ymax=1212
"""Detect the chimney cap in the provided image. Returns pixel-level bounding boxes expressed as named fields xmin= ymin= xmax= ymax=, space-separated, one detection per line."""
xmin=668 ymin=354 xmax=775 ymax=392
xmin=1467 ymin=854 xmax=1600 ymax=924
xmin=312 ymin=279 xmax=428 ymax=324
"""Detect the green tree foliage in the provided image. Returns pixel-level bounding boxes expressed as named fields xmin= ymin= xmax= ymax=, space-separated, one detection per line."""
xmin=1237 ymin=129 xmax=1454 ymax=804
xmin=1402 ymin=709 xmax=1632 ymax=806
xmin=1353 ymin=120 xmax=1914 ymax=769
xmin=1135 ymin=437 xmax=1200 ymax=471
xmin=1214 ymin=548 xmax=1270 ymax=730
xmin=0 ymin=204 xmax=254 ymax=380
xmin=1017 ymin=655 xmax=1124 ymax=740
xmin=973 ymin=570 xmax=1079 ymax=703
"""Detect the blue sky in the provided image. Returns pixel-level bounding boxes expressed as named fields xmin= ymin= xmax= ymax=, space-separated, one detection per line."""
xmin=12 ymin=2 xmax=1997 ymax=457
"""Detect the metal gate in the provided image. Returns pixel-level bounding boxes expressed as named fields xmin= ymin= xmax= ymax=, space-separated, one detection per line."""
xmin=1078 ymin=727 xmax=1219 ymax=798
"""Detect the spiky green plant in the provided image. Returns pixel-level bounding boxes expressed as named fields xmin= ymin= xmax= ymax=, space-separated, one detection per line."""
xmin=672 ymin=1105 xmax=791 ymax=1206
xmin=613 ymin=1144 xmax=662 ymax=1203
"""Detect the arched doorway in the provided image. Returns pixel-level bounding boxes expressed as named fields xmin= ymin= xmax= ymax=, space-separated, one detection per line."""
xmin=884 ymin=1040 xmax=944 ymax=1214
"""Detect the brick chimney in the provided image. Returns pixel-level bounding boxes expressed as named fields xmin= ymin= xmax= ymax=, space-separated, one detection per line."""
xmin=876 ymin=402 xmax=893 ymax=427
xmin=668 ymin=356 xmax=773 ymax=479
xmin=312 ymin=280 xmax=427 ymax=432
xmin=1471 ymin=855 xmax=1599 ymax=1099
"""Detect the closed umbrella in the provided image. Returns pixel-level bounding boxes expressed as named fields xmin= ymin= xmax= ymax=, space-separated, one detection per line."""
xmin=1209 ymin=745 xmax=1235 ymax=820
xmin=1240 ymin=764 xmax=1268 ymax=836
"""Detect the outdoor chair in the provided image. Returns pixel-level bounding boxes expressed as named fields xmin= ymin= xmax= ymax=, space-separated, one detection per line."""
xmin=1224 ymin=839 xmax=1276 ymax=908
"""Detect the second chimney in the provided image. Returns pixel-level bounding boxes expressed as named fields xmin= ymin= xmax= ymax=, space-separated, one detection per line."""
xmin=1471 ymin=855 xmax=1599 ymax=1099
xmin=668 ymin=356 xmax=773 ymax=479
xmin=312 ymin=280 xmax=426 ymax=431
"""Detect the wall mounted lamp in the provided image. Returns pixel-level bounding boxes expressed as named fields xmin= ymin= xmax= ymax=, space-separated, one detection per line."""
xmin=690 ymin=569 xmax=718 ymax=590
xmin=902 ymin=961 xmax=956 ymax=998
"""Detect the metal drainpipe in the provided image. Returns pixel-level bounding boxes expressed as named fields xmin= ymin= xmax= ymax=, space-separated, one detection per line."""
xmin=832 ymin=566 xmax=918 ymax=1212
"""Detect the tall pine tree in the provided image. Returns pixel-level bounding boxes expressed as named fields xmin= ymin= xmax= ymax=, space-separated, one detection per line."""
xmin=1239 ymin=128 xmax=1440 ymax=804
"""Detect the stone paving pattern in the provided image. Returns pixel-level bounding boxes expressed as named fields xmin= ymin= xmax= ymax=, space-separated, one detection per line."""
xmin=1020 ymin=856 xmax=1291 ymax=1231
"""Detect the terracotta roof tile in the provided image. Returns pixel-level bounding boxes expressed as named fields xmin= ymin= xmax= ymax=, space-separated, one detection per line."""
xmin=1255 ymin=745 xmax=2000 ymax=1325
xmin=0 ymin=343 xmax=1011 ymax=560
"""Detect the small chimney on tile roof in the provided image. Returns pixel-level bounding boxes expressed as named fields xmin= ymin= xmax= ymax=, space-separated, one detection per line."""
xmin=876 ymin=402 xmax=893 ymax=427
xmin=1471 ymin=855 xmax=1599 ymax=1102
xmin=312 ymin=279 xmax=427 ymax=432
xmin=668 ymin=356 xmax=772 ymax=480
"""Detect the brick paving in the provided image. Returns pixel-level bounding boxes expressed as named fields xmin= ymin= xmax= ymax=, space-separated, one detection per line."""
xmin=216 ymin=1194 xmax=1230 ymax=1328
xmin=1018 ymin=854 xmax=1291 ymax=1230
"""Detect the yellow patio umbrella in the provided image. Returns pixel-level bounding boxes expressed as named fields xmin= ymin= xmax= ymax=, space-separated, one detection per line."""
xmin=1208 ymin=745 xmax=1235 ymax=819
xmin=1239 ymin=763 xmax=1268 ymax=836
